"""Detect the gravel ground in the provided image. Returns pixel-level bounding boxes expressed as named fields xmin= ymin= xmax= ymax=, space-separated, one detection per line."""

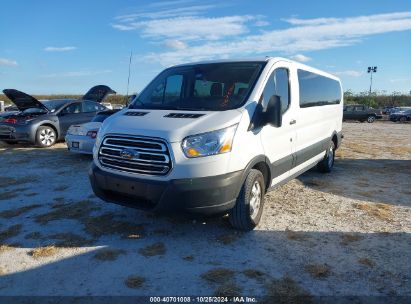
xmin=0 ymin=121 xmax=410 ymax=299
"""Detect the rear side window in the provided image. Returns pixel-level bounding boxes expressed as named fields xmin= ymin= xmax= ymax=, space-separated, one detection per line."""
xmin=61 ymin=103 xmax=82 ymax=114
xmin=298 ymin=70 xmax=341 ymax=108
xmin=83 ymin=101 xmax=106 ymax=113
xmin=260 ymin=68 xmax=290 ymax=114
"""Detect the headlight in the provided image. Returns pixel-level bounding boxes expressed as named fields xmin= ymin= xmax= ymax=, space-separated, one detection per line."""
xmin=181 ymin=124 xmax=238 ymax=158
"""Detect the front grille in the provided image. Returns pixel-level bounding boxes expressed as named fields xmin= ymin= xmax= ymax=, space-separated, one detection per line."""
xmin=98 ymin=135 xmax=172 ymax=176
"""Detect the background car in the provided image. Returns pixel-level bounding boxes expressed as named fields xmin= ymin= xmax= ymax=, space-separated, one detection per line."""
xmin=65 ymin=110 xmax=119 ymax=154
xmin=343 ymin=104 xmax=383 ymax=123
xmin=390 ymin=107 xmax=411 ymax=122
xmin=0 ymin=85 xmax=116 ymax=147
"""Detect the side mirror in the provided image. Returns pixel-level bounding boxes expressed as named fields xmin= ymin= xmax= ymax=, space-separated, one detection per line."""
xmin=265 ymin=95 xmax=282 ymax=127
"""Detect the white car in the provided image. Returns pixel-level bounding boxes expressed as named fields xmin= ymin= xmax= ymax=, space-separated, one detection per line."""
xmin=89 ymin=57 xmax=343 ymax=230
xmin=66 ymin=110 xmax=117 ymax=154
xmin=101 ymin=102 xmax=113 ymax=110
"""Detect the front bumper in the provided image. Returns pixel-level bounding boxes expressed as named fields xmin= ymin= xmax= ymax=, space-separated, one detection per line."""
xmin=0 ymin=124 xmax=34 ymax=143
xmin=89 ymin=163 xmax=243 ymax=215
xmin=65 ymin=134 xmax=95 ymax=155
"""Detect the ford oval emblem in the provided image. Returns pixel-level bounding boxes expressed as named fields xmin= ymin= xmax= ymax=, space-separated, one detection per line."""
xmin=120 ymin=149 xmax=138 ymax=160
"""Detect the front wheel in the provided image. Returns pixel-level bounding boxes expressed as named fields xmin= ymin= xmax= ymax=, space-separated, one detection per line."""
xmin=317 ymin=141 xmax=335 ymax=173
xmin=229 ymin=169 xmax=265 ymax=231
xmin=367 ymin=115 xmax=376 ymax=123
xmin=36 ymin=126 xmax=57 ymax=147
xmin=399 ymin=116 xmax=407 ymax=123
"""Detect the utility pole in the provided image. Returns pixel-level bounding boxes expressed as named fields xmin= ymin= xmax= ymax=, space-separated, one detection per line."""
xmin=126 ymin=51 xmax=133 ymax=99
xmin=367 ymin=66 xmax=377 ymax=95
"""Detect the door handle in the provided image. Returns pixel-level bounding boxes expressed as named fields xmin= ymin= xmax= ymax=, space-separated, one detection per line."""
xmin=289 ymin=119 xmax=296 ymax=125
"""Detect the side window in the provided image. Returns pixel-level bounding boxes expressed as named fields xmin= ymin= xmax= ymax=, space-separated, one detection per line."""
xmin=61 ymin=103 xmax=82 ymax=114
xmin=149 ymin=74 xmax=183 ymax=104
xmin=354 ymin=106 xmax=364 ymax=111
xmin=164 ymin=75 xmax=183 ymax=104
xmin=298 ymin=70 xmax=341 ymax=108
xmin=83 ymin=101 xmax=101 ymax=113
xmin=346 ymin=106 xmax=354 ymax=111
xmin=260 ymin=68 xmax=290 ymax=114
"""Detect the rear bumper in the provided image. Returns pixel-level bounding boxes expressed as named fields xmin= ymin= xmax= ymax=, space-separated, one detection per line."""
xmin=65 ymin=135 xmax=95 ymax=155
xmin=89 ymin=163 xmax=242 ymax=215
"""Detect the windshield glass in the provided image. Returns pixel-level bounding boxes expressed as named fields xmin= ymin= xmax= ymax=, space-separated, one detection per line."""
xmin=130 ymin=62 xmax=265 ymax=111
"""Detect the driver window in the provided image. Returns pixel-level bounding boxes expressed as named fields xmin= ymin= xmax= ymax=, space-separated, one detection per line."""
xmin=260 ymin=68 xmax=290 ymax=114
xmin=61 ymin=103 xmax=82 ymax=114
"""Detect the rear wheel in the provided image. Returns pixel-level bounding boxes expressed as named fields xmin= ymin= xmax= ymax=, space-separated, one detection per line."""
xmin=229 ymin=169 xmax=265 ymax=231
xmin=317 ymin=141 xmax=335 ymax=173
xmin=36 ymin=126 xmax=57 ymax=147
xmin=399 ymin=116 xmax=407 ymax=123
xmin=367 ymin=115 xmax=376 ymax=123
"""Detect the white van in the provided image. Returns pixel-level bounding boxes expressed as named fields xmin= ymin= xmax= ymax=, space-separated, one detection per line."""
xmin=89 ymin=57 xmax=343 ymax=230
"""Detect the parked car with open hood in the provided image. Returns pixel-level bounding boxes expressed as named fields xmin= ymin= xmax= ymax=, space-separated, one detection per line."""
xmin=65 ymin=109 xmax=119 ymax=154
xmin=89 ymin=57 xmax=343 ymax=231
xmin=0 ymin=85 xmax=116 ymax=147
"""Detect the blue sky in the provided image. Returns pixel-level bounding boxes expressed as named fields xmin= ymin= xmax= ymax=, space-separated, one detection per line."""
xmin=1 ymin=0 xmax=411 ymax=95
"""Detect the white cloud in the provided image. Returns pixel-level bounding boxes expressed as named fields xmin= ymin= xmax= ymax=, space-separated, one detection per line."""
xmin=334 ymin=70 xmax=363 ymax=77
xmin=113 ymin=16 xmax=255 ymax=41
xmin=290 ymin=54 xmax=311 ymax=62
xmin=44 ymin=46 xmax=77 ymax=52
xmin=0 ymin=58 xmax=18 ymax=66
xmin=141 ymin=11 xmax=411 ymax=66
xmin=42 ymin=70 xmax=111 ymax=78
xmin=164 ymin=39 xmax=187 ymax=49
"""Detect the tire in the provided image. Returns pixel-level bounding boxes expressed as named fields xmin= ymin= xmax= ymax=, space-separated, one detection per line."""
xmin=229 ymin=169 xmax=265 ymax=231
xmin=36 ymin=126 xmax=57 ymax=147
xmin=317 ymin=141 xmax=335 ymax=173
xmin=367 ymin=115 xmax=376 ymax=123
xmin=399 ymin=116 xmax=407 ymax=123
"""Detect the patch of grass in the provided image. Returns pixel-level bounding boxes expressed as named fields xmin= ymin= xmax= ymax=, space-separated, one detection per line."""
xmin=138 ymin=242 xmax=166 ymax=257
xmin=0 ymin=204 xmax=41 ymax=219
xmin=49 ymin=233 xmax=93 ymax=247
xmin=25 ymin=232 xmax=42 ymax=240
xmin=0 ymin=224 xmax=22 ymax=242
xmin=125 ymin=275 xmax=146 ymax=289
xmin=216 ymin=233 xmax=242 ymax=245
xmin=265 ymin=277 xmax=312 ymax=304
xmin=304 ymin=264 xmax=331 ymax=279
xmin=352 ymin=202 xmax=393 ymax=221
xmin=358 ymin=257 xmax=376 ymax=268
xmin=340 ymin=234 xmax=364 ymax=245
xmin=29 ymin=245 xmax=58 ymax=258
xmin=0 ymin=244 xmax=18 ymax=252
xmin=94 ymin=249 xmax=126 ymax=261
xmin=0 ymin=191 xmax=18 ymax=201
xmin=214 ymin=282 xmax=242 ymax=297
xmin=82 ymin=213 xmax=145 ymax=238
xmin=35 ymin=200 xmax=99 ymax=224
xmin=182 ymin=255 xmax=194 ymax=261
xmin=53 ymin=185 xmax=69 ymax=192
xmin=201 ymin=268 xmax=235 ymax=284
xmin=243 ymin=269 xmax=266 ymax=280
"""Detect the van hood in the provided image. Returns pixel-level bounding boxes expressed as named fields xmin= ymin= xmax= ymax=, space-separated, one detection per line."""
xmin=2 ymin=89 xmax=49 ymax=112
xmin=99 ymin=109 xmax=243 ymax=143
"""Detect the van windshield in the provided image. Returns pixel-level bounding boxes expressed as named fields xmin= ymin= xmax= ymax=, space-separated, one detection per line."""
xmin=130 ymin=62 xmax=265 ymax=111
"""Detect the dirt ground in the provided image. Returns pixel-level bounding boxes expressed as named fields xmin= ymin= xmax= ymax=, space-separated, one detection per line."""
xmin=0 ymin=121 xmax=410 ymax=299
